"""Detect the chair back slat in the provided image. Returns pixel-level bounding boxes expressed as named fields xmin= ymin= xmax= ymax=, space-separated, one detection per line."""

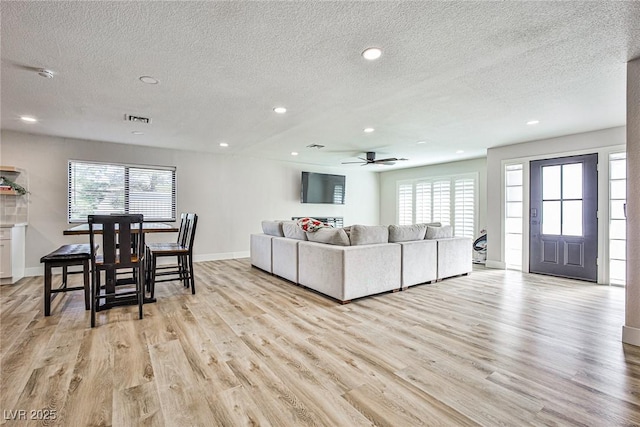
xmin=185 ymin=213 xmax=198 ymax=250
xmin=102 ymin=222 xmax=117 ymax=264
xmin=88 ymin=214 xmax=144 ymax=267
xmin=176 ymin=213 xmax=189 ymax=246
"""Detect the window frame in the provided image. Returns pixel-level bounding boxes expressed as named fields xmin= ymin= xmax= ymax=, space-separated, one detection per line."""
xmin=68 ymin=159 xmax=177 ymax=223
xmin=396 ymin=172 xmax=478 ymax=237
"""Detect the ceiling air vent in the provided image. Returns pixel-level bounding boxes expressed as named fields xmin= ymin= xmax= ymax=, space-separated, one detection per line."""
xmin=124 ymin=114 xmax=151 ymax=124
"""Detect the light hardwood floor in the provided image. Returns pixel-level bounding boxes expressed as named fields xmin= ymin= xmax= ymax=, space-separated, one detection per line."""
xmin=1 ymin=259 xmax=639 ymax=426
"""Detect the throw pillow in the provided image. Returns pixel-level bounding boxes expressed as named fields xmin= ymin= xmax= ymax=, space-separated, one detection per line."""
xmin=306 ymin=228 xmax=350 ymax=246
xmin=388 ymin=224 xmax=427 ymax=242
xmin=282 ymin=221 xmax=307 ymax=241
xmin=418 ymin=222 xmax=442 ymax=228
xmin=425 ymin=225 xmax=453 ymax=239
xmin=297 ymin=217 xmax=330 ymax=232
xmin=349 ymin=225 xmax=389 ymax=246
xmin=261 ymin=220 xmax=285 ymax=237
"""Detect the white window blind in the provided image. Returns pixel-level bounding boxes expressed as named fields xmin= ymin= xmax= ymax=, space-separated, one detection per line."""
xmin=398 ymin=183 xmax=413 ymax=225
xmin=432 ymin=180 xmax=451 ymax=226
xmin=454 ymin=178 xmax=475 ymax=237
xmin=69 ymin=160 xmax=176 ymax=222
xmin=415 ymin=182 xmax=432 ymax=224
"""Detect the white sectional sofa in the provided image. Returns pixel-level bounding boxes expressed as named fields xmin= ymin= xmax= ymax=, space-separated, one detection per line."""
xmin=250 ymin=220 xmax=472 ymax=303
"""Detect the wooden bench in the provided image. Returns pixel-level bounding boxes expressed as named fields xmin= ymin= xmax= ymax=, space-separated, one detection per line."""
xmin=40 ymin=244 xmax=94 ymax=316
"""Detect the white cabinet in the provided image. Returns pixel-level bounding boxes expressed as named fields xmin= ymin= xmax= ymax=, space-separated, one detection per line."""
xmin=0 ymin=225 xmax=26 ymax=284
xmin=0 ymin=228 xmax=11 ymax=278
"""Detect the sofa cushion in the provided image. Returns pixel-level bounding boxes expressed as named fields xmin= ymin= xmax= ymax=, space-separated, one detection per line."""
xmin=297 ymin=217 xmax=330 ymax=232
xmin=282 ymin=221 xmax=308 ymax=241
xmin=418 ymin=222 xmax=442 ymax=228
xmin=350 ymin=225 xmax=389 ymax=246
xmin=425 ymin=225 xmax=453 ymax=239
xmin=388 ymin=224 xmax=427 ymax=242
xmin=306 ymin=228 xmax=351 ymax=246
xmin=261 ymin=220 xmax=285 ymax=237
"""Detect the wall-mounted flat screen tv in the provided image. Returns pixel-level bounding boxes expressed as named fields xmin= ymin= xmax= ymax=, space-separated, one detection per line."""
xmin=301 ymin=172 xmax=346 ymax=204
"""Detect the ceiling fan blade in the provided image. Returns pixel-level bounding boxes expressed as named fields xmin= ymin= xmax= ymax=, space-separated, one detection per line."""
xmin=373 ymin=157 xmax=398 ymax=163
xmin=341 ymin=161 xmax=367 ymax=164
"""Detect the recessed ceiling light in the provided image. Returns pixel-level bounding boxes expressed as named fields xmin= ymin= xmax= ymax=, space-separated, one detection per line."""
xmin=527 ymin=120 xmax=540 ymax=125
xmin=362 ymin=47 xmax=382 ymax=60
xmin=139 ymin=76 xmax=159 ymax=84
xmin=416 ymin=141 xmax=427 ymax=144
xmin=364 ymin=127 xmax=375 ymax=133
xmin=273 ymin=107 xmax=287 ymax=114
xmin=131 ymin=131 xmax=144 ymax=135
xmin=219 ymin=142 xmax=229 ymax=147
xmin=20 ymin=116 xmax=37 ymax=123
xmin=456 ymin=150 xmax=465 ymax=154
xmin=291 ymin=152 xmax=299 ymax=156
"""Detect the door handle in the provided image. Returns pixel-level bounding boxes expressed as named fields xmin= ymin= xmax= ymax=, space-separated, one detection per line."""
xmin=531 ymin=208 xmax=537 ymax=218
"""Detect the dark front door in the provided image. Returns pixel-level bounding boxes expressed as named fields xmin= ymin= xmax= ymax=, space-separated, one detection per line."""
xmin=529 ymin=154 xmax=598 ymax=281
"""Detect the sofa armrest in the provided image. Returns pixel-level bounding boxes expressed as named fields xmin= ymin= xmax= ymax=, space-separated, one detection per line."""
xmin=397 ymin=239 xmax=437 ymax=288
xmin=272 ymin=237 xmax=299 ymax=283
xmin=250 ymin=233 xmax=273 ymax=273
xmin=298 ymin=242 xmax=401 ymax=302
xmin=437 ymin=237 xmax=472 ymax=279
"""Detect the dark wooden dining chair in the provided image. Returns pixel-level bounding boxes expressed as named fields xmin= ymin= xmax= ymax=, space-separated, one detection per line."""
xmin=88 ymin=214 xmax=145 ymax=328
xmin=146 ymin=213 xmax=198 ymax=299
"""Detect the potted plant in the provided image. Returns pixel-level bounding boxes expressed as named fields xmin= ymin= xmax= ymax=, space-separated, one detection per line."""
xmin=0 ymin=175 xmax=29 ymax=195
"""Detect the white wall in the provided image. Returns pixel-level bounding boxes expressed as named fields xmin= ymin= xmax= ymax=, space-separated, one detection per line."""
xmin=624 ymin=58 xmax=640 ymax=346
xmin=0 ymin=130 xmax=380 ymax=275
xmin=379 ymin=157 xmax=487 ymax=230
xmin=485 ymin=126 xmax=626 ymax=274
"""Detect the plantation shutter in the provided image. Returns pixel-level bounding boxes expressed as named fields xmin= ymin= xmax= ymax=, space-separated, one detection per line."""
xmin=432 ymin=180 xmax=451 ymax=226
xmin=415 ymin=181 xmax=432 ymax=224
xmin=398 ymin=183 xmax=413 ymax=225
xmin=454 ymin=178 xmax=475 ymax=237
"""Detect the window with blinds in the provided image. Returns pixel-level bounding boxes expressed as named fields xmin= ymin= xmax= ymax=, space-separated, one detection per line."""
xmin=68 ymin=160 xmax=176 ymax=222
xmin=397 ymin=174 xmax=476 ymax=236
xmin=454 ymin=178 xmax=475 ymax=237
xmin=398 ymin=183 xmax=413 ymax=225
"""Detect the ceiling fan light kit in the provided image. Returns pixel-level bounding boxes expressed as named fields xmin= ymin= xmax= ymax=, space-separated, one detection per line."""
xmin=342 ymin=151 xmax=408 ymax=166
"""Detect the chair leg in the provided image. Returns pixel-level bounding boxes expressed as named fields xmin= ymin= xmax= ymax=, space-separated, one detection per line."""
xmin=188 ymin=254 xmax=195 ymax=294
xmin=91 ymin=269 xmax=97 ymax=328
xmin=150 ymin=255 xmax=157 ymax=299
xmin=137 ymin=267 xmax=144 ymax=320
xmin=83 ymin=260 xmax=90 ymax=310
xmin=62 ymin=265 xmax=68 ymax=289
xmin=180 ymin=255 xmax=188 ymax=288
xmin=44 ymin=263 xmax=52 ymax=316
xmin=145 ymin=247 xmax=151 ymax=292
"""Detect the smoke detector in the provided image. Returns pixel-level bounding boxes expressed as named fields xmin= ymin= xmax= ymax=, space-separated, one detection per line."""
xmin=38 ymin=69 xmax=54 ymax=79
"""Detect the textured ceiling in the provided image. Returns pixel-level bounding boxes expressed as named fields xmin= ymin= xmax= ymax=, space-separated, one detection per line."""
xmin=2 ymin=2 xmax=640 ymax=170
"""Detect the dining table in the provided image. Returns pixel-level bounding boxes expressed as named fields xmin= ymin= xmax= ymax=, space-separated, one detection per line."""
xmin=63 ymin=221 xmax=179 ymax=307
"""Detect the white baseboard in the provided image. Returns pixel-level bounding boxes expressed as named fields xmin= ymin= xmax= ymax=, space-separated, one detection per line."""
xmin=622 ymin=325 xmax=640 ymax=347
xmin=24 ymin=251 xmax=251 ymax=278
xmin=485 ymin=260 xmax=506 ymax=269
xmin=193 ymin=251 xmax=249 ymax=262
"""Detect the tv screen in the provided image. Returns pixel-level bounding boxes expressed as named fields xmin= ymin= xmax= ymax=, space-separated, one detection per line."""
xmin=301 ymin=172 xmax=345 ymax=204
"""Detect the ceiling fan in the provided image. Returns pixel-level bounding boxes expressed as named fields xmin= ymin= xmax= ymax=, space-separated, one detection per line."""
xmin=342 ymin=151 xmax=408 ymax=166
